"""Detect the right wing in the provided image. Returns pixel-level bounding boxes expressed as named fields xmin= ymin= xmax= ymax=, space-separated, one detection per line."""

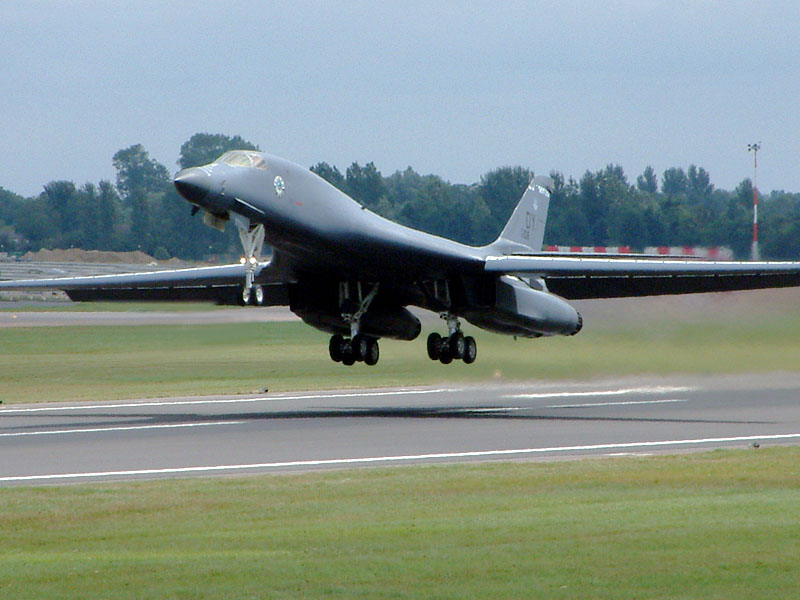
xmin=0 ymin=262 xmax=288 ymax=304
xmin=484 ymin=255 xmax=800 ymax=298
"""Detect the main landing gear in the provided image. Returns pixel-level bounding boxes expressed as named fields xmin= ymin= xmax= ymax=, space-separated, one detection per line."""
xmin=329 ymin=334 xmax=380 ymax=366
xmin=330 ymin=282 xmax=381 ymax=367
xmin=426 ymin=313 xmax=477 ymax=365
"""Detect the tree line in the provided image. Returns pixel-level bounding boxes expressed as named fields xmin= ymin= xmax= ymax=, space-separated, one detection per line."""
xmin=1 ymin=132 xmax=799 ymax=261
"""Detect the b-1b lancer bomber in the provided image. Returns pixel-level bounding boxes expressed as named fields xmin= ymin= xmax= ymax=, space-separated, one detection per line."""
xmin=3 ymin=150 xmax=800 ymax=366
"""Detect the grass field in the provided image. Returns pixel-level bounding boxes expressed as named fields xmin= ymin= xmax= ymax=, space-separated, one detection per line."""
xmin=1 ymin=447 xmax=798 ymax=599
xmin=2 ymin=300 xmax=800 ymax=403
xmin=2 ymin=296 xmax=799 ymax=598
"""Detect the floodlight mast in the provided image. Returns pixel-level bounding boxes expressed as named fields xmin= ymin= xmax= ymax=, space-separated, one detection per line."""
xmin=747 ymin=142 xmax=761 ymax=260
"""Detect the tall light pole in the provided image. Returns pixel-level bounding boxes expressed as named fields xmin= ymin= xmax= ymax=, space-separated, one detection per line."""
xmin=747 ymin=142 xmax=761 ymax=261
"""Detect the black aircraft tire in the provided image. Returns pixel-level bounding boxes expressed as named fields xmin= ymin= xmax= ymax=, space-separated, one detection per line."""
xmin=450 ymin=331 xmax=466 ymax=359
xmin=463 ymin=336 xmax=477 ymax=364
xmin=427 ymin=333 xmax=441 ymax=360
xmin=252 ymin=284 xmax=265 ymax=306
xmin=352 ymin=334 xmax=369 ymax=362
xmin=439 ymin=349 xmax=453 ymax=365
xmin=329 ymin=335 xmax=344 ymax=362
xmin=364 ymin=338 xmax=380 ymax=366
xmin=342 ymin=346 xmax=356 ymax=366
xmin=240 ymin=285 xmax=251 ymax=306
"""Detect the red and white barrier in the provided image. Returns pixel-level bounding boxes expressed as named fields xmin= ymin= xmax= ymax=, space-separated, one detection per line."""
xmin=543 ymin=245 xmax=733 ymax=260
xmin=545 ymin=246 xmax=632 ymax=254
xmin=643 ymin=246 xmax=734 ymax=260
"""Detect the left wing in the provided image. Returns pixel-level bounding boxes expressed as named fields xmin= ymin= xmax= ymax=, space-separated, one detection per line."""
xmin=0 ymin=262 xmax=287 ymax=304
xmin=484 ymin=255 xmax=800 ymax=299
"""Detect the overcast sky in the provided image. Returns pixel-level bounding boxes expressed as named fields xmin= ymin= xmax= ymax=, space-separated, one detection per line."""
xmin=2 ymin=1 xmax=798 ymax=197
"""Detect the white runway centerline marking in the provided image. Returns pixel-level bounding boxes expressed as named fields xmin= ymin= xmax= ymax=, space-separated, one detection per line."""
xmin=0 ymin=421 xmax=244 ymax=438
xmin=2 ymin=433 xmax=797 ymax=483
xmin=509 ymin=386 xmax=694 ymax=400
xmin=462 ymin=398 xmax=689 ymax=413
xmin=546 ymin=398 xmax=689 ymax=409
xmin=0 ymin=388 xmax=460 ymax=414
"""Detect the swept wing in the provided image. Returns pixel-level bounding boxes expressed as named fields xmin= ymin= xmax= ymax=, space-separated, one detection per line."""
xmin=484 ymin=254 xmax=800 ymax=298
xmin=0 ymin=262 xmax=285 ymax=304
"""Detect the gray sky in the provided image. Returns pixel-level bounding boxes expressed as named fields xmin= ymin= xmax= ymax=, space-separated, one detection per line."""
xmin=2 ymin=1 xmax=798 ymax=197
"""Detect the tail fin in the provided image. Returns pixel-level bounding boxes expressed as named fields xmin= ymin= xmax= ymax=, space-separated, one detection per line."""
xmin=488 ymin=175 xmax=553 ymax=254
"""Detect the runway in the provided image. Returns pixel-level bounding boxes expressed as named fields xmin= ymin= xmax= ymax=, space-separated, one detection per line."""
xmin=1 ymin=373 xmax=798 ymax=485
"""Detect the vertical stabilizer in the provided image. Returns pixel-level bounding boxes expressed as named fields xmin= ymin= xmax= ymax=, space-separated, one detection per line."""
xmin=488 ymin=175 xmax=553 ymax=254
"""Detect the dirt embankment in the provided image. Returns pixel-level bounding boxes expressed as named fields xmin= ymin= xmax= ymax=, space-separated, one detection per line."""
xmin=21 ymin=249 xmax=184 ymax=265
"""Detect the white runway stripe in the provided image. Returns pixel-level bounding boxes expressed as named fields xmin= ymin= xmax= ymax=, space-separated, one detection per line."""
xmin=2 ymin=433 xmax=796 ymax=483
xmin=458 ymin=398 xmax=689 ymax=413
xmin=0 ymin=421 xmax=244 ymax=438
xmin=509 ymin=386 xmax=694 ymax=400
xmin=546 ymin=398 xmax=689 ymax=409
xmin=0 ymin=388 xmax=459 ymax=414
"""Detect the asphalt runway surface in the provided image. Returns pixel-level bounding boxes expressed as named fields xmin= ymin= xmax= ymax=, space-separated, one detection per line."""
xmin=1 ymin=373 xmax=799 ymax=486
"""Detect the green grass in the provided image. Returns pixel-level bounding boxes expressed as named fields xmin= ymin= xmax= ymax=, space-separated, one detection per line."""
xmin=1 ymin=447 xmax=798 ymax=599
xmin=2 ymin=307 xmax=800 ymax=403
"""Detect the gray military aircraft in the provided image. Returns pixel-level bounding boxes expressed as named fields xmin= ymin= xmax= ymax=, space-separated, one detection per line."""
xmin=3 ymin=149 xmax=800 ymax=366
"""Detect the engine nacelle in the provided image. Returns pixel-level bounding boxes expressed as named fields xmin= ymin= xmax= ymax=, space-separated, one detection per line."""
xmin=463 ymin=276 xmax=582 ymax=338
xmin=293 ymin=305 xmax=421 ymax=341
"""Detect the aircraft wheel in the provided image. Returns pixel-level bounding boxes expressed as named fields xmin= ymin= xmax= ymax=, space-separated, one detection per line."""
xmin=427 ymin=332 xmax=441 ymax=360
xmin=449 ymin=331 xmax=466 ymax=359
xmin=463 ymin=336 xmax=477 ymax=364
xmin=252 ymin=284 xmax=265 ymax=306
xmin=329 ymin=335 xmax=344 ymax=362
xmin=240 ymin=285 xmax=251 ymax=306
xmin=341 ymin=343 xmax=356 ymax=366
xmin=439 ymin=348 xmax=453 ymax=365
xmin=352 ymin=334 xmax=369 ymax=362
xmin=364 ymin=338 xmax=380 ymax=366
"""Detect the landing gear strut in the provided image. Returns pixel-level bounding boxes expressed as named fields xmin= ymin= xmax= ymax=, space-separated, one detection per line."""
xmin=426 ymin=313 xmax=477 ymax=365
xmin=234 ymin=217 xmax=266 ymax=305
xmin=329 ymin=282 xmax=381 ymax=366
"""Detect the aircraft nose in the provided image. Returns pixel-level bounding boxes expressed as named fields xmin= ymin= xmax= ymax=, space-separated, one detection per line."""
xmin=174 ymin=167 xmax=212 ymax=205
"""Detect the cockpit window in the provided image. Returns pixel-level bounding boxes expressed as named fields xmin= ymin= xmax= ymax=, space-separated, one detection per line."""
xmin=216 ymin=151 xmax=267 ymax=170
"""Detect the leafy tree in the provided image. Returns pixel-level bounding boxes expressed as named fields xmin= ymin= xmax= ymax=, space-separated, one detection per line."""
xmin=112 ymin=144 xmax=171 ymax=253
xmin=687 ymin=165 xmax=713 ymax=202
xmin=636 ymin=166 xmax=658 ymax=193
xmin=178 ymin=133 xmax=260 ymax=169
xmin=112 ymin=144 xmax=170 ymax=199
xmin=662 ymin=167 xmax=688 ymax=197
xmin=96 ymin=181 xmax=121 ymax=249
xmin=478 ymin=166 xmax=532 ymax=234
xmin=310 ymin=162 xmax=346 ymax=190
xmin=345 ymin=162 xmax=385 ymax=208
xmin=14 ymin=196 xmax=56 ymax=249
xmin=0 ymin=186 xmax=24 ymax=226
xmin=762 ymin=192 xmax=800 ymax=259
xmin=723 ymin=179 xmax=756 ymax=258
xmin=6 ymin=134 xmax=800 ymax=260
xmin=41 ymin=180 xmax=77 ymax=245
